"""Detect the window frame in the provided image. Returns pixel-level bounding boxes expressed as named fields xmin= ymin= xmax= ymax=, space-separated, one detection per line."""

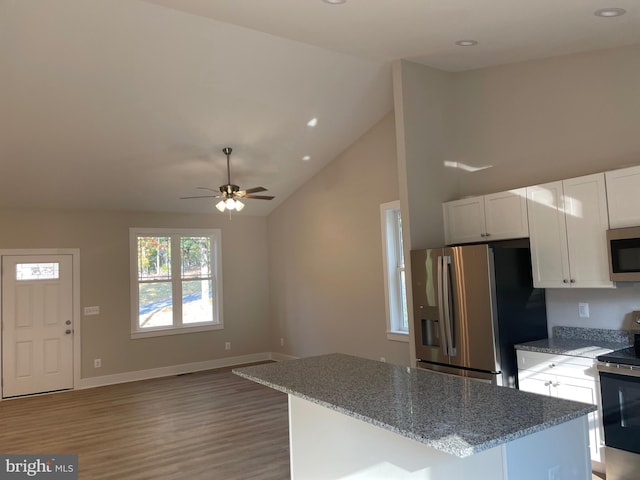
xmin=129 ymin=227 xmax=223 ymax=339
xmin=380 ymin=201 xmax=409 ymax=341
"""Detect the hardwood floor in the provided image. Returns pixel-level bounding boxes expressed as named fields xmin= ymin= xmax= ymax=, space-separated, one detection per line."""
xmin=0 ymin=367 xmax=608 ymax=479
xmin=0 ymin=366 xmax=290 ymax=480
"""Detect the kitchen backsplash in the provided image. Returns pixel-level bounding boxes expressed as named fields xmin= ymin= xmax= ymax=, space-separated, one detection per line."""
xmin=546 ymin=285 xmax=640 ymax=334
xmin=552 ymin=326 xmax=632 ymax=344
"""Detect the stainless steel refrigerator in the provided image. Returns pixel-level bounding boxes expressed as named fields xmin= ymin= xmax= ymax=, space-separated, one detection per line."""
xmin=411 ymin=241 xmax=547 ymax=387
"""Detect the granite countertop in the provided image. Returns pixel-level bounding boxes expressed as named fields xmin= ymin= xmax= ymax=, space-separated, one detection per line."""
xmin=515 ymin=327 xmax=632 ymax=358
xmin=233 ymin=353 xmax=595 ymax=458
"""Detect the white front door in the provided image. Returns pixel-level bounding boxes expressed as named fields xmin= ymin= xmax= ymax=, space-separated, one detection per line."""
xmin=2 ymin=255 xmax=74 ymax=398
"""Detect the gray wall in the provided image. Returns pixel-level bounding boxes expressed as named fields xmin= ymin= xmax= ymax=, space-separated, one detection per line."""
xmin=267 ymin=112 xmax=410 ymax=366
xmin=0 ymin=208 xmax=270 ymax=378
xmin=395 ymin=44 xmax=640 ymax=341
xmin=450 ymin=43 xmax=640 ymax=197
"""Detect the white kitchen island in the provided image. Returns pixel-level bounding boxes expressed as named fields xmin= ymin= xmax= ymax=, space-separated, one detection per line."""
xmin=234 ymin=354 xmax=595 ymax=480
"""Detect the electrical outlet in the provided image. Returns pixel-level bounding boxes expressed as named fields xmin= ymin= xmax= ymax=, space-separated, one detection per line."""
xmin=94 ymin=358 xmax=102 ymax=368
xmin=578 ymin=303 xmax=589 ymax=318
xmin=225 ymin=342 xmax=231 ymax=351
xmin=84 ymin=306 xmax=100 ymax=316
xmin=280 ymin=338 xmax=284 ymax=347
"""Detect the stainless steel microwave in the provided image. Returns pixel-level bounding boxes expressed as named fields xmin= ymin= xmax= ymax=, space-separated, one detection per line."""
xmin=607 ymin=226 xmax=640 ymax=281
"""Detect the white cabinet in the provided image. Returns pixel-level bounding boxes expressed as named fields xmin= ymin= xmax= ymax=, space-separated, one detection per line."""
xmin=443 ymin=189 xmax=528 ymax=245
xmin=526 ymin=173 xmax=613 ymax=288
xmin=605 ymin=165 xmax=640 ymax=228
xmin=517 ymin=350 xmax=604 ymax=464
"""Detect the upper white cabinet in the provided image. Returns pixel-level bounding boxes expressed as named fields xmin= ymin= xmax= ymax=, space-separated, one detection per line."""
xmin=526 ymin=173 xmax=613 ymax=288
xmin=443 ymin=189 xmax=529 ymax=245
xmin=605 ymin=165 xmax=640 ymax=228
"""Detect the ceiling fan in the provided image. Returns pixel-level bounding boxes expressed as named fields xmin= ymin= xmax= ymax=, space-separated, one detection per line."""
xmin=180 ymin=147 xmax=274 ymax=212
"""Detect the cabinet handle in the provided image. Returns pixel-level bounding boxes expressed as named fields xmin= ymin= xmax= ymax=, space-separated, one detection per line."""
xmin=544 ymin=381 xmax=552 ymax=386
xmin=553 ymin=382 xmax=561 ymax=387
xmin=570 ymin=279 xmax=575 ymax=283
xmin=485 ymin=233 xmax=491 ymax=237
xmin=549 ymin=363 xmax=556 ymax=368
xmin=480 ymin=233 xmax=486 ymax=237
xmin=563 ymin=279 xmax=569 ymax=284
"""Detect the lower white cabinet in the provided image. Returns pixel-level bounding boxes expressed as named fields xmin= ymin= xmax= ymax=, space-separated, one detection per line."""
xmin=517 ymin=350 xmax=604 ymax=464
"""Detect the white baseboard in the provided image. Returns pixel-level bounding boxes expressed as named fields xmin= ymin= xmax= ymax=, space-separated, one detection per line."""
xmin=77 ymin=352 xmax=300 ymax=390
xmin=78 ymin=352 xmax=273 ymax=389
xmin=271 ymin=352 xmax=298 ymax=362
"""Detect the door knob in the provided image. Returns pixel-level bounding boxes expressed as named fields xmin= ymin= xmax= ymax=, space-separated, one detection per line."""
xmin=65 ymin=329 xmax=72 ymax=335
xmin=65 ymin=320 xmax=71 ymax=325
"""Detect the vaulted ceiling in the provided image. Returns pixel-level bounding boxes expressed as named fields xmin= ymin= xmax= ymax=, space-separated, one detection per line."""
xmin=2 ymin=0 xmax=638 ymax=215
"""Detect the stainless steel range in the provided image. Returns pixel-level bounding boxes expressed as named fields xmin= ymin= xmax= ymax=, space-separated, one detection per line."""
xmin=597 ymin=346 xmax=640 ymax=480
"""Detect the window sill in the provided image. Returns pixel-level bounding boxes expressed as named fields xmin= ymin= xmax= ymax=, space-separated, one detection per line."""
xmin=131 ymin=323 xmax=223 ymax=339
xmin=386 ymin=331 xmax=409 ymax=342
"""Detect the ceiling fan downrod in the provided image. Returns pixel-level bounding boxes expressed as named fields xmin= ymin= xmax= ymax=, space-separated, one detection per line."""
xmin=222 ymin=147 xmax=233 ymax=187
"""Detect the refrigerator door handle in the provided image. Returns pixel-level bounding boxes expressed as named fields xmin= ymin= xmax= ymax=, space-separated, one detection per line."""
xmin=436 ymin=256 xmax=448 ymax=357
xmin=442 ymin=255 xmax=455 ymax=357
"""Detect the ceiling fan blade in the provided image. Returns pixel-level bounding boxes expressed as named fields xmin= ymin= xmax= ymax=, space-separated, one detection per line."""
xmin=196 ymin=187 xmax=218 ymax=192
xmin=179 ymin=195 xmax=221 ymax=199
xmin=243 ymin=195 xmax=275 ymax=200
xmin=242 ymin=186 xmax=268 ymax=194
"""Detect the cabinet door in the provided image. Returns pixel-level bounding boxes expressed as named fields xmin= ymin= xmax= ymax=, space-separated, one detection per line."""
xmin=483 ymin=189 xmax=529 ymax=241
xmin=563 ymin=173 xmax=613 ymax=288
xmin=605 ymin=166 xmax=640 ymax=228
xmin=518 ymin=375 xmax=552 ymax=396
xmin=552 ymin=378 xmax=602 ymax=462
xmin=526 ymin=182 xmax=571 ymax=288
xmin=443 ymin=197 xmax=485 ymax=245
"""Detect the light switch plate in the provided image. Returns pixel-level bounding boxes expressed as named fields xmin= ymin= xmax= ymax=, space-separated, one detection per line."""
xmin=578 ymin=303 xmax=589 ymax=318
xmin=84 ymin=306 xmax=100 ymax=316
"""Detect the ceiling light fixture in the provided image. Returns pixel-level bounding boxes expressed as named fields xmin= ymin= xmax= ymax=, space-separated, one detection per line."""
xmin=302 ymin=155 xmax=311 ymax=161
xmin=216 ymin=198 xmax=245 ymax=212
xmin=322 ymin=0 xmax=347 ymax=4
xmin=455 ymin=40 xmax=478 ymax=47
xmin=594 ymin=8 xmax=626 ymax=17
xmin=307 ymin=118 xmax=318 ymax=127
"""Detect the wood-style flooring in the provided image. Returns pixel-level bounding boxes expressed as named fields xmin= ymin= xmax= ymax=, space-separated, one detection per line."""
xmin=0 ymin=366 xmax=607 ymax=480
xmin=0 ymin=366 xmax=290 ymax=480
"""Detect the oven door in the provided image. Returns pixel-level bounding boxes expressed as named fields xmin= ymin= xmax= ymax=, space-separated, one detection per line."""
xmin=599 ymin=368 xmax=640 ymax=453
xmin=599 ymin=364 xmax=640 ymax=480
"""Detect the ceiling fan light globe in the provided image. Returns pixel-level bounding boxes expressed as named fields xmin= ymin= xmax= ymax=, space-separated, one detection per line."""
xmin=225 ymin=198 xmax=237 ymax=209
xmin=215 ymin=200 xmax=226 ymax=212
xmin=235 ymin=200 xmax=245 ymax=211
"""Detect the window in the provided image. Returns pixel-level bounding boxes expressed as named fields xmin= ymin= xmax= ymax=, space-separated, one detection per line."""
xmin=130 ymin=228 xmax=223 ymax=338
xmin=380 ymin=201 xmax=409 ymax=340
xmin=16 ymin=262 xmax=60 ymax=280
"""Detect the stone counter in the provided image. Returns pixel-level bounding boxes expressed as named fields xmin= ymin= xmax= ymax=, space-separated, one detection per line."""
xmin=234 ymin=353 xmax=595 ymax=458
xmin=515 ymin=326 xmax=631 ymax=359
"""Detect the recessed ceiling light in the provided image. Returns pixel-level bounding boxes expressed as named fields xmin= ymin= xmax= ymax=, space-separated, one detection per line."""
xmin=322 ymin=0 xmax=347 ymax=4
xmin=302 ymin=155 xmax=311 ymax=161
xmin=455 ymin=40 xmax=478 ymax=47
xmin=594 ymin=8 xmax=626 ymax=17
xmin=307 ymin=118 xmax=318 ymax=127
